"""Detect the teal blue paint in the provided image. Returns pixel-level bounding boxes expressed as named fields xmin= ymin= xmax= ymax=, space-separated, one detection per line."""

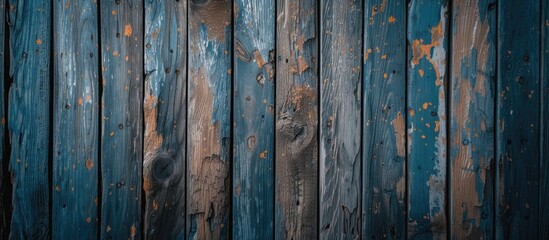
xmin=0 ymin=1 xmax=9 ymax=237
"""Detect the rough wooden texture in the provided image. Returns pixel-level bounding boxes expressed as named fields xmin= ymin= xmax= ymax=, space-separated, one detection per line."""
xmin=275 ymin=0 xmax=318 ymax=239
xmin=496 ymin=1 xmax=540 ymax=239
xmin=52 ymin=0 xmax=99 ymax=239
xmin=7 ymin=0 xmax=51 ymax=238
xmin=100 ymin=1 xmax=144 ymax=239
xmin=449 ymin=0 xmax=495 ymax=239
xmin=144 ymin=0 xmax=187 ymax=239
xmin=541 ymin=0 xmax=549 ymax=238
xmin=319 ymin=0 xmax=362 ymax=239
xmin=0 ymin=1 xmax=10 ymax=238
xmin=187 ymin=1 xmax=232 ymax=239
xmin=362 ymin=0 xmax=406 ymax=239
xmin=407 ymin=0 xmax=448 ymax=239
xmin=232 ymin=0 xmax=275 ymax=239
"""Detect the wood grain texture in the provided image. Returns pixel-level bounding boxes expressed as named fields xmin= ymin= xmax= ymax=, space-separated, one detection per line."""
xmin=406 ymin=0 xmax=448 ymax=239
xmin=100 ymin=1 xmax=144 ymax=239
xmin=362 ymin=0 xmax=406 ymax=239
xmin=275 ymin=0 xmax=318 ymax=239
xmin=232 ymin=0 xmax=275 ymax=239
xmin=496 ymin=1 xmax=540 ymax=239
xmin=319 ymin=0 xmax=362 ymax=239
xmin=144 ymin=0 xmax=187 ymax=239
xmin=541 ymin=0 xmax=549 ymax=238
xmin=7 ymin=0 xmax=51 ymax=238
xmin=52 ymin=0 xmax=99 ymax=239
xmin=0 ymin=1 xmax=10 ymax=238
xmin=449 ymin=0 xmax=495 ymax=239
xmin=187 ymin=1 xmax=232 ymax=239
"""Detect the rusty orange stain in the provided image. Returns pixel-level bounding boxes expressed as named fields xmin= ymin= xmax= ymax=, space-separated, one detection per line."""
xmin=254 ymin=50 xmax=265 ymax=68
xmin=409 ymin=108 xmax=415 ymax=117
xmin=381 ymin=54 xmax=387 ymax=60
xmin=111 ymin=10 xmax=116 ymax=15
xmin=36 ymin=39 xmax=42 ymax=45
xmin=260 ymin=150 xmax=268 ymax=159
xmin=383 ymin=73 xmax=388 ymax=79
xmin=421 ymin=135 xmax=426 ymax=139
xmin=113 ymin=51 xmax=119 ymax=57
xmin=434 ymin=120 xmax=440 ymax=132
xmin=85 ymin=159 xmax=94 ymax=170
xmin=124 ymin=25 xmax=133 ymax=36
xmin=77 ymin=98 xmax=83 ymax=105
xmin=391 ymin=112 xmax=405 ymax=157
xmin=388 ymin=16 xmax=396 ymax=23
xmin=418 ymin=69 xmax=424 ymax=77
xmin=297 ymin=56 xmax=309 ymax=74
xmin=130 ymin=225 xmax=136 ymax=238
xmin=422 ymin=102 xmax=429 ymax=110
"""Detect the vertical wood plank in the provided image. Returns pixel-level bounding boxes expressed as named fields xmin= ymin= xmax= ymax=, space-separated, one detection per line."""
xmin=232 ymin=0 xmax=275 ymax=239
xmin=275 ymin=0 xmax=318 ymax=239
xmin=362 ymin=0 xmax=407 ymax=239
xmin=407 ymin=0 xmax=449 ymax=239
xmin=52 ymin=0 xmax=99 ymax=238
xmin=0 ymin=1 xmax=10 ymax=238
xmin=187 ymin=1 xmax=232 ymax=239
xmin=7 ymin=0 xmax=51 ymax=238
xmin=100 ymin=1 xmax=144 ymax=239
xmin=449 ymin=0 xmax=495 ymax=239
xmin=541 ymin=0 xmax=549 ymax=238
xmin=144 ymin=0 xmax=187 ymax=239
xmin=496 ymin=1 xmax=540 ymax=239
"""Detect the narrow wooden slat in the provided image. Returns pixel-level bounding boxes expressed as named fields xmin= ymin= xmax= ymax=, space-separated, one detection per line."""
xmin=143 ymin=0 xmax=187 ymax=239
xmin=232 ymin=0 xmax=275 ymax=239
xmin=52 ymin=0 xmax=99 ymax=238
xmin=362 ymin=0 xmax=406 ymax=238
xmin=187 ymin=1 xmax=232 ymax=239
xmin=541 ymin=0 xmax=549 ymax=238
xmin=275 ymin=0 xmax=318 ymax=239
xmin=7 ymin=0 xmax=51 ymax=238
xmin=496 ymin=1 xmax=540 ymax=239
xmin=449 ymin=0 xmax=495 ymax=239
xmin=407 ymin=0 xmax=449 ymax=238
xmin=100 ymin=1 xmax=144 ymax=238
xmin=0 ymin=1 xmax=10 ymax=238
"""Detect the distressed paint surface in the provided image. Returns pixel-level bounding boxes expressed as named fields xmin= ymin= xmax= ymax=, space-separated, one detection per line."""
xmin=100 ymin=0 xmax=144 ymax=239
xmin=541 ymin=0 xmax=549 ymax=238
xmin=52 ymin=0 xmax=99 ymax=239
xmin=232 ymin=0 xmax=275 ymax=239
xmin=7 ymin=0 xmax=51 ymax=238
xmin=275 ymin=0 xmax=318 ymax=239
xmin=496 ymin=1 xmax=540 ymax=239
xmin=450 ymin=0 xmax=495 ymax=239
xmin=407 ymin=0 xmax=448 ymax=239
xmin=187 ymin=1 xmax=232 ymax=239
xmin=0 ymin=1 xmax=10 ymax=238
xmin=362 ymin=0 xmax=406 ymax=239
xmin=144 ymin=0 xmax=187 ymax=239
xmin=319 ymin=0 xmax=362 ymax=239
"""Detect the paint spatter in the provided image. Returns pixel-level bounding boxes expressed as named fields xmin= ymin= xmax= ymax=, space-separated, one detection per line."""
xmin=124 ymin=24 xmax=133 ymax=36
xmin=260 ymin=150 xmax=268 ymax=159
xmin=36 ymin=39 xmax=42 ymax=45
xmin=86 ymin=159 xmax=94 ymax=170
xmin=388 ymin=16 xmax=396 ymax=23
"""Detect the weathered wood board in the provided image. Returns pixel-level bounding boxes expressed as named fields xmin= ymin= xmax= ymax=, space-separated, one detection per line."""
xmin=541 ymin=0 xmax=549 ymax=238
xmin=0 ymin=1 xmax=9 ymax=238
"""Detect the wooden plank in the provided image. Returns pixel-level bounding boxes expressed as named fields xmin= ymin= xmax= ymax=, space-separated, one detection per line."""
xmin=275 ymin=0 xmax=318 ymax=239
xmin=0 ymin=1 xmax=10 ymax=238
xmin=143 ymin=0 xmax=187 ymax=239
xmin=361 ymin=0 xmax=406 ymax=239
xmin=319 ymin=0 xmax=362 ymax=239
xmin=449 ymin=0 xmax=495 ymax=239
xmin=187 ymin=1 xmax=231 ymax=239
xmin=541 ymin=0 xmax=549 ymax=238
xmin=496 ymin=1 xmax=540 ymax=239
xmin=407 ymin=0 xmax=448 ymax=239
xmin=232 ymin=0 xmax=275 ymax=239
xmin=100 ymin=1 xmax=144 ymax=239
xmin=52 ymin=0 xmax=99 ymax=239
xmin=7 ymin=0 xmax=51 ymax=238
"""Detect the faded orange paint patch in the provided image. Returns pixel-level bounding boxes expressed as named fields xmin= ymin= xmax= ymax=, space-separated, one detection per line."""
xmin=130 ymin=225 xmax=136 ymax=238
xmin=297 ymin=56 xmax=309 ymax=74
xmin=78 ymin=98 xmax=83 ymax=105
xmin=111 ymin=10 xmax=116 ymax=15
xmin=388 ymin=16 xmax=396 ymax=23
xmin=260 ymin=150 xmax=268 ymax=159
xmin=36 ymin=39 xmax=42 ymax=45
xmin=391 ymin=112 xmax=405 ymax=157
xmin=124 ymin=25 xmax=133 ymax=36
xmin=85 ymin=159 xmax=94 ymax=170
xmin=418 ymin=69 xmax=424 ymax=77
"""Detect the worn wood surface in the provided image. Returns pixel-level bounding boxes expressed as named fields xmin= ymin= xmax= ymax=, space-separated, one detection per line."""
xmin=362 ymin=0 xmax=406 ymax=239
xmin=541 ymin=0 xmax=549 ymax=238
xmin=407 ymin=0 xmax=448 ymax=239
xmin=52 ymin=0 xmax=99 ymax=239
xmin=143 ymin=0 xmax=187 ymax=239
xmin=319 ymin=0 xmax=362 ymax=239
xmin=187 ymin=1 xmax=232 ymax=239
xmin=0 ymin=1 xmax=9 ymax=238
xmin=496 ymin=1 xmax=540 ymax=239
xmin=100 ymin=1 xmax=144 ymax=239
xmin=275 ymin=0 xmax=318 ymax=239
xmin=7 ymin=0 xmax=51 ymax=238
xmin=232 ymin=0 xmax=275 ymax=239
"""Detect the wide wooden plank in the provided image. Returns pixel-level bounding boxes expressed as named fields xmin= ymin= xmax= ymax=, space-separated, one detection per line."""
xmin=0 ymin=1 xmax=10 ymax=238
xmin=187 ymin=1 xmax=231 ymax=239
xmin=319 ymin=0 xmax=362 ymax=239
xmin=449 ymin=0 xmax=495 ymax=239
xmin=275 ymin=0 xmax=318 ymax=239
xmin=362 ymin=0 xmax=406 ymax=239
xmin=7 ymin=0 xmax=51 ymax=238
xmin=496 ymin=1 xmax=540 ymax=239
xmin=232 ymin=0 xmax=275 ymax=239
xmin=407 ymin=0 xmax=449 ymax=239
xmin=541 ymin=0 xmax=549 ymax=238
xmin=100 ymin=1 xmax=144 ymax=239
xmin=143 ymin=0 xmax=187 ymax=239
xmin=52 ymin=0 xmax=99 ymax=239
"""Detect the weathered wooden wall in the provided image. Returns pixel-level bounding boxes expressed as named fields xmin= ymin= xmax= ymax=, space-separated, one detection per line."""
xmin=0 ymin=0 xmax=547 ymax=239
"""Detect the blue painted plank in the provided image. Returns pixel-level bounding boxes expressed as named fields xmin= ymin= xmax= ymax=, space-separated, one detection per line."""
xmin=407 ymin=0 xmax=449 ymax=239
xmin=52 ymin=0 xmax=99 ymax=239
xmin=187 ymin=1 xmax=232 ymax=239
xmin=232 ymin=0 xmax=275 ymax=239
xmin=541 ymin=0 xmax=549 ymax=238
xmin=0 ymin=1 xmax=10 ymax=238
xmin=7 ymin=0 xmax=51 ymax=238
xmin=100 ymin=1 xmax=144 ymax=239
